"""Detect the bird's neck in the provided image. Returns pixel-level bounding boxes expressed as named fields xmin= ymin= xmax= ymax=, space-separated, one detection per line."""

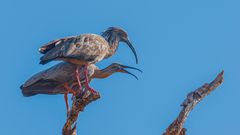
xmin=104 ymin=35 xmax=120 ymax=58
xmin=91 ymin=67 xmax=115 ymax=79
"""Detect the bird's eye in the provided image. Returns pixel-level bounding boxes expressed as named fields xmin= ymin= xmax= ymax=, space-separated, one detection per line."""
xmin=113 ymin=65 xmax=120 ymax=70
xmin=123 ymin=33 xmax=127 ymax=37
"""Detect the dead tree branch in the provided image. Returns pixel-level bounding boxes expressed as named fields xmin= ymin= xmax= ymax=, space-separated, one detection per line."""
xmin=163 ymin=71 xmax=224 ymax=135
xmin=62 ymin=89 xmax=100 ymax=135
xmin=61 ymin=71 xmax=223 ymax=135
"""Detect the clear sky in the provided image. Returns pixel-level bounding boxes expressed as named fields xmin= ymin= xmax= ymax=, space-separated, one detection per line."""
xmin=1 ymin=0 xmax=239 ymax=135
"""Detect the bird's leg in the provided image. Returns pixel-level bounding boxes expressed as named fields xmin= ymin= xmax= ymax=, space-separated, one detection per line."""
xmin=63 ymin=83 xmax=77 ymax=115
xmin=75 ymin=66 xmax=83 ymax=94
xmin=64 ymin=93 xmax=70 ymax=115
xmin=70 ymin=82 xmax=79 ymax=100
xmin=83 ymin=65 xmax=97 ymax=93
xmin=63 ymin=83 xmax=77 ymax=95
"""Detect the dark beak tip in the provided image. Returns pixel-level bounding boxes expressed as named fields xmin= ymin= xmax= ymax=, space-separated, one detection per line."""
xmin=132 ymin=75 xmax=139 ymax=80
xmin=123 ymin=69 xmax=139 ymax=80
xmin=136 ymin=68 xmax=143 ymax=73
xmin=135 ymin=68 xmax=143 ymax=73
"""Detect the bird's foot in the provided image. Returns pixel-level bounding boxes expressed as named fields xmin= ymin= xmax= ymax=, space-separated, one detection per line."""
xmin=63 ymin=83 xmax=78 ymax=96
xmin=83 ymin=65 xmax=97 ymax=94
xmin=86 ymin=85 xmax=97 ymax=94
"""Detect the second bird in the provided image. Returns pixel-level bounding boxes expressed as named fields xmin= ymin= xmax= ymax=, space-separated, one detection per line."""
xmin=39 ymin=27 xmax=138 ymax=94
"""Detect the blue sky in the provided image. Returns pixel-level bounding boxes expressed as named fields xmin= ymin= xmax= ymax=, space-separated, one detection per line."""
xmin=1 ymin=0 xmax=239 ymax=134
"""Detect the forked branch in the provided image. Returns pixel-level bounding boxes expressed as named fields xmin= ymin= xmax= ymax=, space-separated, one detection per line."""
xmin=61 ymin=71 xmax=224 ymax=135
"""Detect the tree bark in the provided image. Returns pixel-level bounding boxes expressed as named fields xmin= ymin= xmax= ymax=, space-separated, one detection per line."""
xmin=62 ymin=89 xmax=100 ymax=135
xmin=163 ymin=71 xmax=224 ymax=135
xmin=61 ymin=71 xmax=224 ymax=135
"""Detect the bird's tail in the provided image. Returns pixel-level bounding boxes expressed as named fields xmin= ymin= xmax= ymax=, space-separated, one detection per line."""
xmin=20 ymin=85 xmax=38 ymax=97
xmin=39 ymin=59 xmax=52 ymax=65
xmin=20 ymin=84 xmax=65 ymax=97
xmin=39 ymin=53 xmax=58 ymax=65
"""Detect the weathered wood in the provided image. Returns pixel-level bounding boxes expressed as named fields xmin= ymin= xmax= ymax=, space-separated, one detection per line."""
xmin=62 ymin=89 xmax=100 ymax=135
xmin=62 ymin=71 xmax=224 ymax=135
xmin=163 ymin=71 xmax=224 ymax=135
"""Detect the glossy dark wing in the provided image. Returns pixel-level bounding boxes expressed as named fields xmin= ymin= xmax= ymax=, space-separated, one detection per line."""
xmin=39 ymin=34 xmax=109 ymax=65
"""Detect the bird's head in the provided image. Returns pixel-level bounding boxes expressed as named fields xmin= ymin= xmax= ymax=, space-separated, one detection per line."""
xmin=108 ymin=63 xmax=142 ymax=80
xmin=102 ymin=27 xmax=138 ymax=64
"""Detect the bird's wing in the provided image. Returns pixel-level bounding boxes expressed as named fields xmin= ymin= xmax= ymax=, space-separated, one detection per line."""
xmin=20 ymin=62 xmax=77 ymax=96
xmin=39 ymin=36 xmax=76 ymax=54
xmin=20 ymin=68 xmax=62 ymax=97
xmin=21 ymin=79 xmax=65 ymax=97
xmin=21 ymin=62 xmax=75 ymax=88
xmin=40 ymin=34 xmax=109 ymax=64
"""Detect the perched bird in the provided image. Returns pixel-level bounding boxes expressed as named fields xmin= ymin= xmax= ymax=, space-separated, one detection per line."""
xmin=20 ymin=62 xmax=142 ymax=112
xmin=38 ymin=27 xmax=138 ymax=94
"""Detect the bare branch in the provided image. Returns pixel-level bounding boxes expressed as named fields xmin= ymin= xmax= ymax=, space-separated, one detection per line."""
xmin=62 ymin=89 xmax=100 ymax=135
xmin=163 ymin=71 xmax=224 ymax=135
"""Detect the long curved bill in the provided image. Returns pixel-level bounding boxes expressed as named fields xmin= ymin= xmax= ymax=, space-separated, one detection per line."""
xmin=120 ymin=64 xmax=142 ymax=80
xmin=126 ymin=40 xmax=138 ymax=64
xmin=122 ymin=69 xmax=139 ymax=80
xmin=121 ymin=65 xmax=142 ymax=73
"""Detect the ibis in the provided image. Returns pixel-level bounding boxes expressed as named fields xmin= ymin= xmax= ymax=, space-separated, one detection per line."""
xmin=20 ymin=62 xmax=141 ymax=112
xmin=38 ymin=27 xmax=138 ymax=94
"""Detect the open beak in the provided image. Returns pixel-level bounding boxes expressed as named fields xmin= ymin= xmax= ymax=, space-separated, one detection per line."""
xmin=121 ymin=65 xmax=142 ymax=72
xmin=119 ymin=64 xmax=142 ymax=80
xmin=126 ymin=39 xmax=138 ymax=64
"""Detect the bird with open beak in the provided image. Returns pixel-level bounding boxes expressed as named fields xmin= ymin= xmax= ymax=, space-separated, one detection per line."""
xmin=20 ymin=62 xmax=142 ymax=113
xmin=38 ymin=27 xmax=138 ymax=95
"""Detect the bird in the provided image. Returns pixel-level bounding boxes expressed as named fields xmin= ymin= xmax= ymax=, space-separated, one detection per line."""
xmin=20 ymin=62 xmax=142 ymax=112
xmin=38 ymin=27 xmax=138 ymax=94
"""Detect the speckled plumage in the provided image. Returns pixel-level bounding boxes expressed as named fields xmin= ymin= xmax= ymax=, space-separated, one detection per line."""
xmin=39 ymin=34 xmax=109 ymax=65
xmin=39 ymin=27 xmax=138 ymax=65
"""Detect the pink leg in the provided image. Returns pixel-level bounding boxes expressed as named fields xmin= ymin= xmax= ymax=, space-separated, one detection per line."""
xmin=64 ymin=93 xmax=70 ymax=114
xmin=75 ymin=66 xmax=83 ymax=94
xmin=83 ymin=65 xmax=97 ymax=93
xmin=63 ymin=83 xmax=78 ymax=114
